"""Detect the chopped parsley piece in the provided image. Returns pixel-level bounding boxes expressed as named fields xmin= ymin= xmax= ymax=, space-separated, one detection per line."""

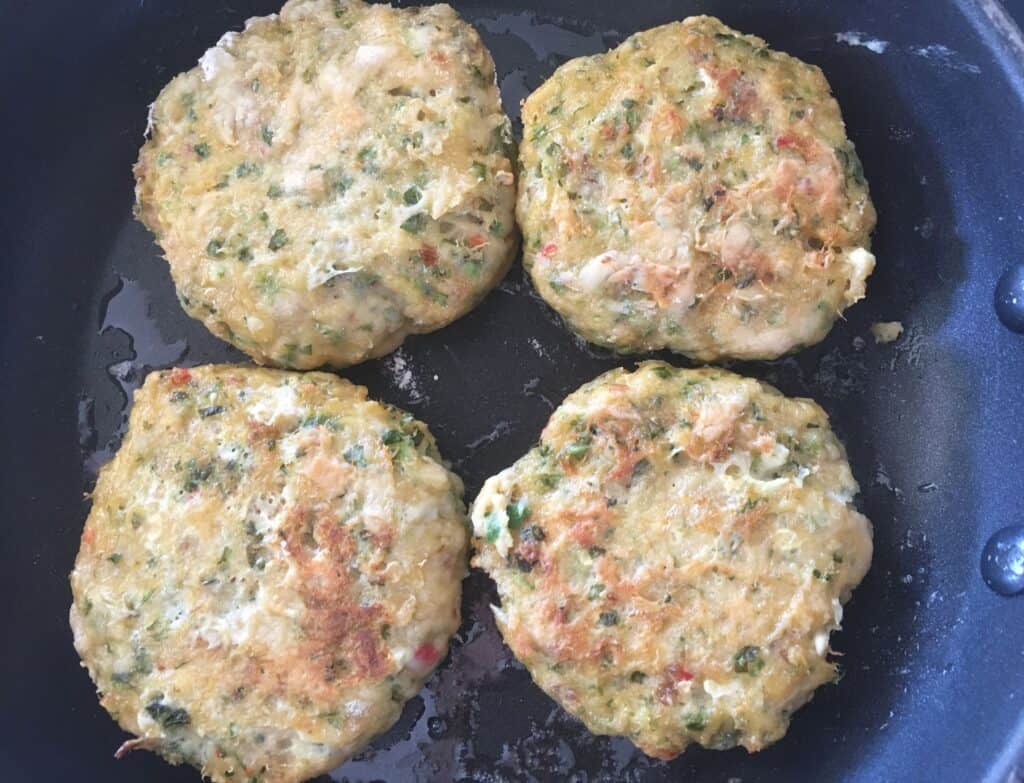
xmin=268 ymin=229 xmax=288 ymax=251
xmin=260 ymin=125 xmax=274 ymax=145
xmin=734 ymin=645 xmax=765 ymax=674
xmin=621 ymin=142 xmax=634 ymax=159
xmin=324 ymin=167 xmax=353 ymax=195
xmin=193 ymin=142 xmax=210 ymax=158
xmin=484 ymin=511 xmax=503 ymax=543
xmin=145 ymin=699 xmax=191 ymax=728
xmin=235 ymin=161 xmax=261 ymax=178
xmin=564 ymin=436 xmax=591 ymax=460
xmin=267 ymin=184 xmax=283 ymax=199
xmin=182 ymin=460 xmax=215 ymax=493
xmin=299 ymin=412 xmax=337 ymax=429
xmin=622 ymin=99 xmax=640 ymax=132
xmin=343 ymin=444 xmax=367 ymax=468
xmin=198 ymin=405 xmax=224 ymax=418
xmin=684 ymin=710 xmax=708 ymax=731
xmin=403 ymin=186 xmax=422 ymax=205
xmin=237 ymin=246 xmax=253 ymax=263
xmin=400 ymin=213 xmax=428 ymax=234
xmin=357 ymin=146 xmax=379 ymax=174
xmin=471 ymin=161 xmax=487 ymax=180
xmin=598 ymin=610 xmax=620 ymax=626
xmin=107 ymin=553 xmax=122 ymax=564
xmin=205 ymin=239 xmax=225 ymax=258
xmin=506 ymin=498 xmax=530 ymax=529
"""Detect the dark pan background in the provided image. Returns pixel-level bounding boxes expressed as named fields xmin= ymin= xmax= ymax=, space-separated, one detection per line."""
xmin=3 ymin=1 xmax=1024 ymax=781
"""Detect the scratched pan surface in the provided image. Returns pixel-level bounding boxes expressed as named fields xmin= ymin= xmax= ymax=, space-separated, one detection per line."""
xmin=3 ymin=1 xmax=1024 ymax=781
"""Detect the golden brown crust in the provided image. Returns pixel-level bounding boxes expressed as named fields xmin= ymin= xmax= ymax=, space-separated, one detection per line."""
xmin=135 ymin=0 xmax=517 ymax=369
xmin=518 ymin=16 xmax=876 ymax=360
xmin=70 ymin=365 xmax=467 ymax=782
xmin=472 ymin=362 xmax=872 ymax=757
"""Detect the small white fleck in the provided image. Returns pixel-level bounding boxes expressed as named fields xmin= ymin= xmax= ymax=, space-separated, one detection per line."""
xmin=384 ymin=349 xmax=424 ymax=402
xmin=835 ymin=31 xmax=890 ymax=54
xmin=908 ymin=44 xmax=981 ymax=75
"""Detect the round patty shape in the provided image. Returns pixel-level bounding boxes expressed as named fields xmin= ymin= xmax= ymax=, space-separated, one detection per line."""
xmin=70 ymin=365 xmax=467 ymax=783
xmin=518 ymin=16 xmax=877 ymax=361
xmin=471 ymin=362 xmax=872 ymax=758
xmin=135 ymin=0 xmax=517 ymax=369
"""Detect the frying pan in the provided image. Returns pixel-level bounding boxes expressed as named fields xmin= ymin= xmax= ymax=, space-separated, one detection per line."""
xmin=3 ymin=1 xmax=1024 ymax=781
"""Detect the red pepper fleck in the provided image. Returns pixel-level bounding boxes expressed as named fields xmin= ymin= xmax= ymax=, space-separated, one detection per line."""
xmin=169 ymin=368 xmax=192 ymax=386
xmin=467 ymin=234 xmax=487 ymax=249
xmin=413 ymin=642 xmax=439 ymax=666
xmin=419 ymin=244 xmax=439 ymax=267
xmin=541 ymin=242 xmax=558 ymax=258
xmin=600 ymin=122 xmax=617 ymax=140
xmin=775 ymin=133 xmax=812 ymax=158
xmin=668 ymin=663 xmax=694 ymax=681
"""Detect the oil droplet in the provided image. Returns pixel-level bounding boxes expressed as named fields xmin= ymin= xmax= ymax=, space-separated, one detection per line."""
xmin=994 ymin=262 xmax=1024 ymax=333
xmin=980 ymin=525 xmax=1024 ymax=596
xmin=426 ymin=716 xmax=447 ymax=740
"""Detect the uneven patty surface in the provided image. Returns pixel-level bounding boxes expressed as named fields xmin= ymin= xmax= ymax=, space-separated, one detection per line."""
xmin=518 ymin=16 xmax=877 ymax=361
xmin=471 ymin=362 xmax=872 ymax=758
xmin=135 ymin=0 xmax=517 ymax=369
xmin=70 ymin=365 xmax=467 ymax=783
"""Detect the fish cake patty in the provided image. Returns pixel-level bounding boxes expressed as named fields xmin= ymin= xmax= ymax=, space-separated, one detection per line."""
xmin=70 ymin=365 xmax=467 ymax=783
xmin=135 ymin=0 xmax=517 ymax=369
xmin=518 ymin=16 xmax=876 ymax=361
xmin=471 ymin=362 xmax=872 ymax=758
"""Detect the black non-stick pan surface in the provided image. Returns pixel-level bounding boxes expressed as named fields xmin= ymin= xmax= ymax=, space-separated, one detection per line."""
xmin=4 ymin=1 xmax=1024 ymax=781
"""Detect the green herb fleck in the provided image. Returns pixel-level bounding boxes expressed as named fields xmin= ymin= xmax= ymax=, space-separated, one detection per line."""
xmin=324 ymin=167 xmax=353 ymax=196
xmin=145 ymin=699 xmax=191 ymax=728
xmin=260 ymin=125 xmax=274 ymax=145
xmin=206 ymin=239 xmax=225 ymax=258
xmin=235 ymin=161 xmax=261 ymax=178
xmin=599 ymin=610 xmax=620 ymax=626
xmin=506 ymin=499 xmax=530 ymax=530
xmin=193 ymin=142 xmax=210 ymax=158
xmin=108 ymin=553 xmax=122 ymax=564
xmin=565 ymin=436 xmax=591 ymax=460
xmin=403 ymin=186 xmax=422 ymax=205
xmin=357 ymin=146 xmax=378 ymax=174
xmin=684 ymin=709 xmax=708 ymax=731
xmin=268 ymin=229 xmax=288 ymax=251
xmin=734 ymin=645 xmax=764 ymax=674
xmin=484 ymin=511 xmax=503 ymax=543
xmin=343 ymin=444 xmax=367 ymax=468
xmin=400 ymin=213 xmax=428 ymax=234
xmin=622 ymin=99 xmax=640 ymax=132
